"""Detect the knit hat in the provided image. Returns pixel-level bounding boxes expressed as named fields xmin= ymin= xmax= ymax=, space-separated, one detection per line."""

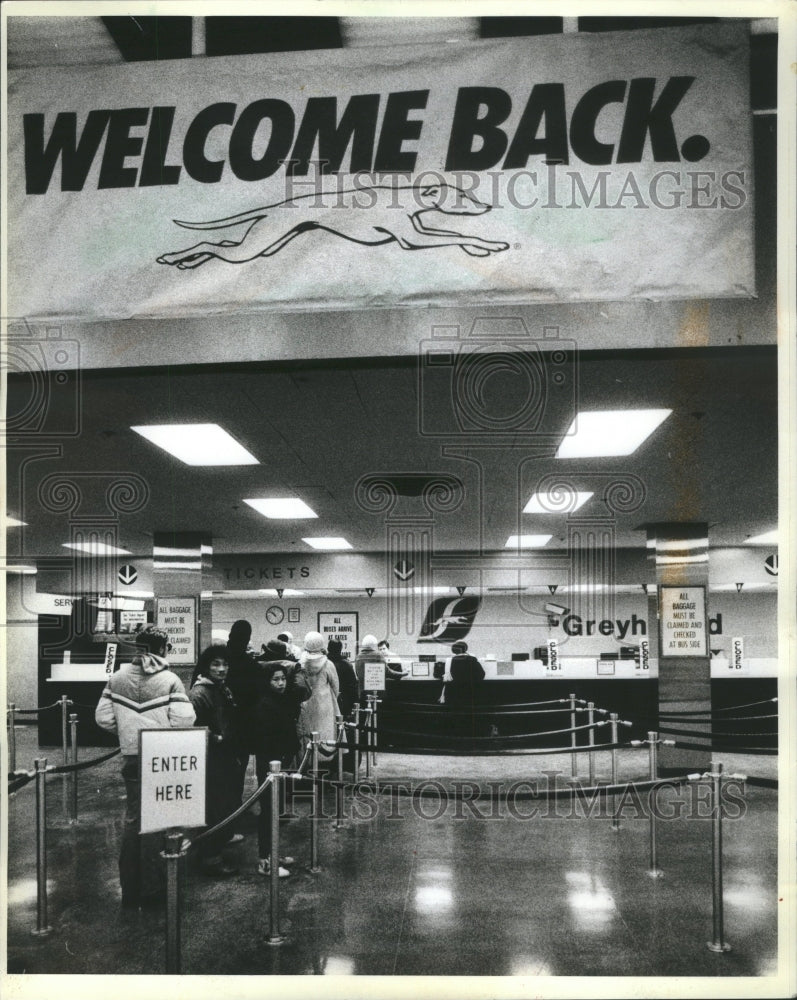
xmin=261 ymin=639 xmax=289 ymax=661
xmin=360 ymin=634 xmax=378 ymax=650
xmin=277 ymin=631 xmax=294 ymax=644
xmin=452 ymin=641 xmax=468 ymax=654
xmin=302 ymin=631 xmax=327 ymax=665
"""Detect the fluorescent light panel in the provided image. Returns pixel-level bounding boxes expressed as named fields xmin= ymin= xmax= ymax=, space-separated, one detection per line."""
xmin=6 ymin=516 xmax=27 ymax=527
xmin=302 ymin=537 xmax=352 ymax=550
xmin=523 ymin=491 xmax=593 ymax=514
xmin=244 ymin=498 xmax=317 ymax=519
xmin=745 ymin=530 xmax=777 ymax=546
xmin=131 ymin=424 xmax=258 ymax=466
xmin=63 ymin=542 xmax=131 ymax=556
xmin=556 ymin=409 xmax=672 ymax=458
xmin=1 ymin=564 xmax=37 ymax=574
xmin=505 ymin=535 xmax=553 ymax=549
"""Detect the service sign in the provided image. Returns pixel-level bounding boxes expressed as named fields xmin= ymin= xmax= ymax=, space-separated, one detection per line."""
xmin=7 ymin=24 xmax=752 ymax=320
xmin=659 ymin=586 xmax=707 ymax=657
xmin=139 ymin=728 xmax=207 ymax=834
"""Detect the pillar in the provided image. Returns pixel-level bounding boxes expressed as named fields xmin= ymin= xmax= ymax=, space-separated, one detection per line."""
xmin=647 ymin=523 xmax=711 ymax=775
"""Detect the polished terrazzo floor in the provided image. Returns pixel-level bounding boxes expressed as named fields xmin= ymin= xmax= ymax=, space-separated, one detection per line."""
xmin=6 ymin=724 xmax=779 ymax=982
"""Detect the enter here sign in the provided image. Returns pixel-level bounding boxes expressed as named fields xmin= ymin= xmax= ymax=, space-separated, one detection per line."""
xmin=139 ymin=728 xmax=208 ymax=834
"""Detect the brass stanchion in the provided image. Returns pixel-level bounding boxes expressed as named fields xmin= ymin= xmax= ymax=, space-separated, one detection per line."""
xmin=364 ymin=703 xmax=373 ymax=780
xmin=646 ymin=732 xmax=664 ymax=878
xmin=31 ymin=758 xmax=53 ymax=937
xmin=309 ymin=732 xmax=322 ymax=873
xmin=569 ymin=693 xmax=578 ymax=778
xmin=8 ymin=703 xmax=17 ymax=774
xmin=334 ymin=715 xmax=346 ymax=830
xmin=266 ymin=761 xmax=285 ymax=946
xmin=371 ymin=695 xmax=380 ymax=767
xmin=69 ymin=714 xmax=79 ymax=823
xmin=60 ymin=695 xmax=69 ymax=766
xmin=352 ymin=702 xmax=360 ymax=784
xmin=587 ymin=701 xmax=596 ymax=786
xmin=706 ymin=762 xmax=732 ymax=953
xmin=162 ymin=831 xmax=188 ymax=973
xmin=610 ymin=713 xmax=620 ymax=832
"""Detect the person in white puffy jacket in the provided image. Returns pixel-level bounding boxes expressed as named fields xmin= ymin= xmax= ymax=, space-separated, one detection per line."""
xmin=95 ymin=626 xmax=195 ymax=908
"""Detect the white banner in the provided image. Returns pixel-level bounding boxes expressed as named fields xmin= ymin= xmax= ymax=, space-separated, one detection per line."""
xmin=7 ymin=24 xmax=752 ymax=320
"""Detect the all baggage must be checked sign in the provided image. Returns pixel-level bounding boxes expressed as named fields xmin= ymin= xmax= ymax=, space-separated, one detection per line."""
xmin=139 ymin=728 xmax=208 ymax=834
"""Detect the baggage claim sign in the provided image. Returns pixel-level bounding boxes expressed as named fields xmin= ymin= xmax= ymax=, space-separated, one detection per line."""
xmin=8 ymin=24 xmax=752 ymax=320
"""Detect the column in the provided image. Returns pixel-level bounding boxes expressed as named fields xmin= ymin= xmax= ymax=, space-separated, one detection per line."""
xmin=647 ymin=523 xmax=711 ymax=775
xmin=152 ymin=532 xmax=213 ymax=678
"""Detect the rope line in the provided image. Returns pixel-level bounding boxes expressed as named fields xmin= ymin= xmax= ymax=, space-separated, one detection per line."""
xmin=384 ymin=697 xmax=582 ymax=711
xmin=659 ymin=725 xmax=777 ymax=739
xmin=11 ymin=700 xmax=64 ymax=714
xmin=344 ymin=739 xmax=637 ymax=757
xmin=371 ymin=720 xmax=610 ymax=741
xmin=381 ymin=704 xmax=590 ymax=717
xmin=191 ymin=773 xmax=276 ymax=846
xmin=672 ymin=740 xmax=777 ymax=756
xmin=331 ymin=773 xmax=692 ymax=801
xmin=48 ymin=747 xmax=121 ymax=774
xmin=657 ymin=713 xmax=778 ymax=723
xmin=659 ymin=697 xmax=777 ymax=716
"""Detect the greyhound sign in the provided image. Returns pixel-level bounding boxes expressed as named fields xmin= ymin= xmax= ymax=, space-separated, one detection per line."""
xmin=8 ymin=23 xmax=753 ymax=320
xmin=156 ymin=183 xmax=509 ymax=268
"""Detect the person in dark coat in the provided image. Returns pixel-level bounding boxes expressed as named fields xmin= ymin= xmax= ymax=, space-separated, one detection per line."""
xmin=223 ymin=620 xmax=260 ymax=833
xmin=327 ymin=639 xmax=359 ymax=772
xmin=445 ymin=640 xmax=486 ymax=711
xmin=253 ymin=660 xmax=310 ymax=877
xmin=189 ymin=645 xmax=242 ymax=877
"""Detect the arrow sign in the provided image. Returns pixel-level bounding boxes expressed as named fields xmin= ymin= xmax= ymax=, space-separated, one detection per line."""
xmin=365 ymin=588 xmax=375 ymax=597
xmin=118 ymin=564 xmax=137 ymax=585
xmin=276 ymin=588 xmax=284 ymax=599
xmin=764 ymin=554 xmax=778 ymax=576
xmin=548 ymin=584 xmax=558 ymax=595
xmin=456 ymin=586 xmax=466 ymax=597
xmin=393 ymin=560 xmax=415 ymax=581
xmin=735 ymin=582 xmax=744 ymax=593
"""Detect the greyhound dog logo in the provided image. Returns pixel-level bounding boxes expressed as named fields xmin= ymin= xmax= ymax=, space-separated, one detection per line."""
xmin=156 ymin=182 xmax=509 ymax=269
xmin=418 ymin=595 xmax=482 ymax=645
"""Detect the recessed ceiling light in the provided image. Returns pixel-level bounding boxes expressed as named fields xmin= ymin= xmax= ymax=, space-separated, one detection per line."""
xmin=505 ymin=535 xmax=553 ymax=549
xmin=63 ymin=542 xmax=131 ymax=556
xmin=5 ymin=516 xmax=27 ymax=527
xmin=302 ymin=537 xmax=353 ymax=550
xmin=0 ymin=564 xmax=37 ymax=574
xmin=556 ymin=409 xmax=672 ymax=458
xmin=244 ymin=498 xmax=318 ymax=519
xmin=523 ymin=491 xmax=594 ymax=514
xmin=744 ymin=529 xmax=777 ymax=546
xmin=131 ymin=424 xmax=258 ymax=466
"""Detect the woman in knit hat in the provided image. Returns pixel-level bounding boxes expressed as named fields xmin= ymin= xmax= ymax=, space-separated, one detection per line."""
xmin=354 ymin=633 xmax=384 ymax=699
xmin=295 ymin=631 xmax=340 ymax=759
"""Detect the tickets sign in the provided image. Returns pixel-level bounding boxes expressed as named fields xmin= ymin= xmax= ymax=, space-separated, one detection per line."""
xmin=7 ymin=23 xmax=752 ymax=320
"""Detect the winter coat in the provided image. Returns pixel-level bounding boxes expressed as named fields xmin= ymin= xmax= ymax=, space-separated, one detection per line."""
xmin=328 ymin=654 xmax=359 ymax=716
xmin=189 ymin=677 xmax=240 ymax=753
xmin=95 ymin=655 xmax=195 ymax=755
xmin=224 ymin=648 xmax=260 ymax=754
xmin=296 ymin=656 xmax=340 ymax=751
xmin=253 ymin=676 xmax=310 ymax=764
